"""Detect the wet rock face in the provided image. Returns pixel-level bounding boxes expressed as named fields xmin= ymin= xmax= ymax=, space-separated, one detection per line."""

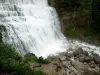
xmin=73 ymin=48 xmax=84 ymax=57
xmin=46 ymin=48 xmax=100 ymax=75
xmin=93 ymin=56 xmax=100 ymax=64
xmin=29 ymin=48 xmax=100 ymax=75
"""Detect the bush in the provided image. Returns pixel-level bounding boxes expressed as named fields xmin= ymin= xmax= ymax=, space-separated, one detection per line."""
xmin=0 ymin=42 xmax=45 ymax=75
xmin=53 ymin=0 xmax=80 ymax=12
xmin=37 ymin=56 xmax=50 ymax=64
xmin=23 ymin=53 xmax=38 ymax=63
xmin=0 ymin=43 xmax=22 ymax=60
xmin=65 ymin=25 xmax=78 ymax=37
xmin=24 ymin=53 xmax=50 ymax=64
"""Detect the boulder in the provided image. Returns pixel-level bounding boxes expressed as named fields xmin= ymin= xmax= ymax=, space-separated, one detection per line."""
xmin=41 ymin=64 xmax=58 ymax=75
xmin=59 ymin=56 xmax=67 ymax=61
xmin=67 ymin=70 xmax=76 ymax=75
xmin=73 ymin=48 xmax=83 ymax=57
xmin=79 ymin=57 xmax=84 ymax=62
xmin=67 ymin=52 xmax=74 ymax=58
xmin=62 ymin=61 xmax=71 ymax=68
xmin=71 ymin=59 xmax=88 ymax=71
xmin=84 ymin=56 xmax=93 ymax=63
xmin=92 ymin=52 xmax=99 ymax=57
xmin=47 ymin=56 xmax=57 ymax=61
xmin=93 ymin=56 xmax=100 ymax=64
xmin=89 ymin=63 xmax=96 ymax=68
xmin=59 ymin=52 xmax=68 ymax=57
xmin=83 ymin=50 xmax=89 ymax=56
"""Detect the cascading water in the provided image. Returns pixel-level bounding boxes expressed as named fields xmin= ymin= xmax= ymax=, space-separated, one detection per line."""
xmin=0 ymin=0 xmax=69 ymax=57
xmin=0 ymin=0 xmax=100 ymax=58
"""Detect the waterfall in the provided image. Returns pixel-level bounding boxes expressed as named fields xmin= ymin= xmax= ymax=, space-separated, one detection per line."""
xmin=0 ymin=0 xmax=100 ymax=57
xmin=0 ymin=0 xmax=69 ymax=57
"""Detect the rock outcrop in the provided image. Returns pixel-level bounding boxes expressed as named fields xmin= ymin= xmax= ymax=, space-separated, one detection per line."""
xmin=31 ymin=48 xmax=100 ymax=75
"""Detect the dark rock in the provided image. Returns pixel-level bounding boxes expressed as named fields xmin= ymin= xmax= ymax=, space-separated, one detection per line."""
xmin=57 ymin=65 xmax=62 ymax=70
xmin=90 ymin=64 xmax=96 ymax=68
xmin=93 ymin=56 xmax=100 ymax=64
xmin=67 ymin=52 xmax=74 ymax=58
xmin=92 ymin=52 xmax=99 ymax=57
xmin=79 ymin=57 xmax=84 ymax=62
xmin=73 ymin=48 xmax=83 ymax=57
xmin=47 ymin=56 xmax=59 ymax=62
xmin=68 ymin=71 xmax=76 ymax=75
xmin=83 ymin=50 xmax=89 ymax=56
xmin=59 ymin=52 xmax=68 ymax=56
xmin=47 ymin=56 xmax=57 ymax=61
xmin=89 ymin=61 xmax=96 ymax=68
xmin=84 ymin=56 xmax=93 ymax=63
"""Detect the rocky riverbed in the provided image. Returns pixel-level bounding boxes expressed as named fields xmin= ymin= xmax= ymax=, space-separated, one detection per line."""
xmin=28 ymin=48 xmax=100 ymax=75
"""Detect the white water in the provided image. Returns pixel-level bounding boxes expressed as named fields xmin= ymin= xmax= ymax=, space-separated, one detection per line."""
xmin=0 ymin=0 xmax=100 ymax=57
xmin=0 ymin=0 xmax=69 ymax=57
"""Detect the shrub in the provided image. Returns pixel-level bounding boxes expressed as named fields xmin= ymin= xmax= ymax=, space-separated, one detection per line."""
xmin=0 ymin=42 xmax=45 ymax=75
xmin=65 ymin=25 xmax=78 ymax=37
xmin=37 ymin=56 xmax=50 ymax=64
xmin=23 ymin=53 xmax=38 ymax=63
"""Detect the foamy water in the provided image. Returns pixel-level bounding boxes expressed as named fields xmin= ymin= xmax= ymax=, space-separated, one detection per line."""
xmin=0 ymin=0 xmax=100 ymax=58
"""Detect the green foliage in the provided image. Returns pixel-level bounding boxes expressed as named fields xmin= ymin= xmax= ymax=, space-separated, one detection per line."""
xmin=24 ymin=54 xmax=50 ymax=64
xmin=0 ymin=42 xmax=46 ymax=75
xmin=23 ymin=53 xmax=38 ymax=63
xmin=66 ymin=25 xmax=78 ymax=37
xmin=0 ymin=43 xmax=22 ymax=60
xmin=52 ymin=0 xmax=100 ymax=39
xmin=37 ymin=56 xmax=50 ymax=64
xmin=53 ymin=0 xmax=80 ymax=12
xmin=78 ymin=0 xmax=100 ymax=36
xmin=0 ymin=58 xmax=45 ymax=75
xmin=83 ymin=23 xmax=92 ymax=37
